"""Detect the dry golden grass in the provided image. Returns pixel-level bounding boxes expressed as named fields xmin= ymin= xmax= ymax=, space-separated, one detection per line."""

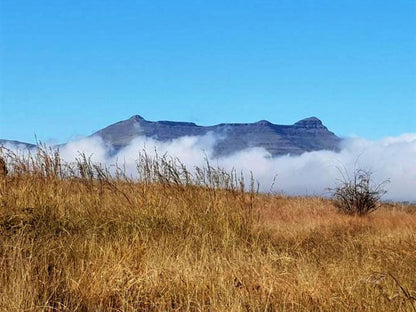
xmin=0 ymin=149 xmax=415 ymax=311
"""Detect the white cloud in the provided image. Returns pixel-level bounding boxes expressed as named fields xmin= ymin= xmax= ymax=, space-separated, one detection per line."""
xmin=4 ymin=133 xmax=416 ymax=202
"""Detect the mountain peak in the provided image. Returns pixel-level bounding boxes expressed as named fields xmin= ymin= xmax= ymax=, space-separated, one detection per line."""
xmin=129 ymin=115 xmax=145 ymax=122
xmin=255 ymin=120 xmax=272 ymax=126
xmin=293 ymin=117 xmax=325 ymax=129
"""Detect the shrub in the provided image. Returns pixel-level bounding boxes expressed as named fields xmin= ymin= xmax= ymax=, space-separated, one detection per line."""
xmin=332 ymin=168 xmax=389 ymax=216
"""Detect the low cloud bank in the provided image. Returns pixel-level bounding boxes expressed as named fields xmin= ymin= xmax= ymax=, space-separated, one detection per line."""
xmin=4 ymin=133 xmax=416 ymax=202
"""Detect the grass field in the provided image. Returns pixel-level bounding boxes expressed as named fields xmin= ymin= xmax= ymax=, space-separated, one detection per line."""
xmin=0 ymin=149 xmax=415 ymax=311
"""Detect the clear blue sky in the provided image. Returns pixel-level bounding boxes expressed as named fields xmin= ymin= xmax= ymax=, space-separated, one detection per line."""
xmin=1 ymin=0 xmax=415 ymax=144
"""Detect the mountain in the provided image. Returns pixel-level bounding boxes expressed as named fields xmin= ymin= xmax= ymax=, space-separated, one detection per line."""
xmin=0 ymin=139 xmax=36 ymax=150
xmin=92 ymin=115 xmax=341 ymax=157
xmin=1 ymin=115 xmax=341 ymax=157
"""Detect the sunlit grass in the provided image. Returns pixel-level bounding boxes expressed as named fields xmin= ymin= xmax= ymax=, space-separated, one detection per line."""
xmin=0 ymin=147 xmax=415 ymax=311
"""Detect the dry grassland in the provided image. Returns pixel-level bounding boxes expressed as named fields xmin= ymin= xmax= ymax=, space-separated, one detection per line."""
xmin=0 ymin=149 xmax=415 ymax=311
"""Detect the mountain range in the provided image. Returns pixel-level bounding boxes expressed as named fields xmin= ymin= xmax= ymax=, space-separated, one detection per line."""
xmin=1 ymin=115 xmax=341 ymax=157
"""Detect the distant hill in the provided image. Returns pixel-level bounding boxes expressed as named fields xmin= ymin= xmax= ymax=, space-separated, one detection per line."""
xmin=1 ymin=115 xmax=341 ymax=157
xmin=0 ymin=139 xmax=36 ymax=150
xmin=93 ymin=115 xmax=341 ymax=157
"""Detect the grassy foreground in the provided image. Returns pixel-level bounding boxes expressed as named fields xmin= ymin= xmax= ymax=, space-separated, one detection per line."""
xmin=0 ymin=150 xmax=415 ymax=311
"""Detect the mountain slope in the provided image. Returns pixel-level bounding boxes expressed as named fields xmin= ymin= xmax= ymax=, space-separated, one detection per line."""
xmin=0 ymin=139 xmax=36 ymax=149
xmin=93 ymin=115 xmax=340 ymax=156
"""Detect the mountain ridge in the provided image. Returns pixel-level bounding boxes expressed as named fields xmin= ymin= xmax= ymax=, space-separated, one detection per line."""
xmin=92 ymin=115 xmax=340 ymax=156
xmin=1 ymin=115 xmax=341 ymax=157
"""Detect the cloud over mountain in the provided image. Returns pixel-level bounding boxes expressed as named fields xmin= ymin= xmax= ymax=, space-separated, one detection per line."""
xmin=92 ymin=115 xmax=340 ymax=157
xmin=1 ymin=116 xmax=415 ymax=201
xmin=50 ymin=132 xmax=416 ymax=202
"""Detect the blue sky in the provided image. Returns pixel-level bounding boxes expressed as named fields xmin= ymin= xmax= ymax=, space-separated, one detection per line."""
xmin=1 ymin=0 xmax=415 ymax=144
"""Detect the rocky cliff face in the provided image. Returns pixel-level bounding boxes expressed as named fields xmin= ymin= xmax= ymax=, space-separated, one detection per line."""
xmin=93 ymin=115 xmax=341 ymax=157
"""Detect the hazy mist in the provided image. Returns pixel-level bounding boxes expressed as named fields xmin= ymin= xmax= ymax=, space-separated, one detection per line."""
xmin=4 ymin=133 xmax=416 ymax=202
